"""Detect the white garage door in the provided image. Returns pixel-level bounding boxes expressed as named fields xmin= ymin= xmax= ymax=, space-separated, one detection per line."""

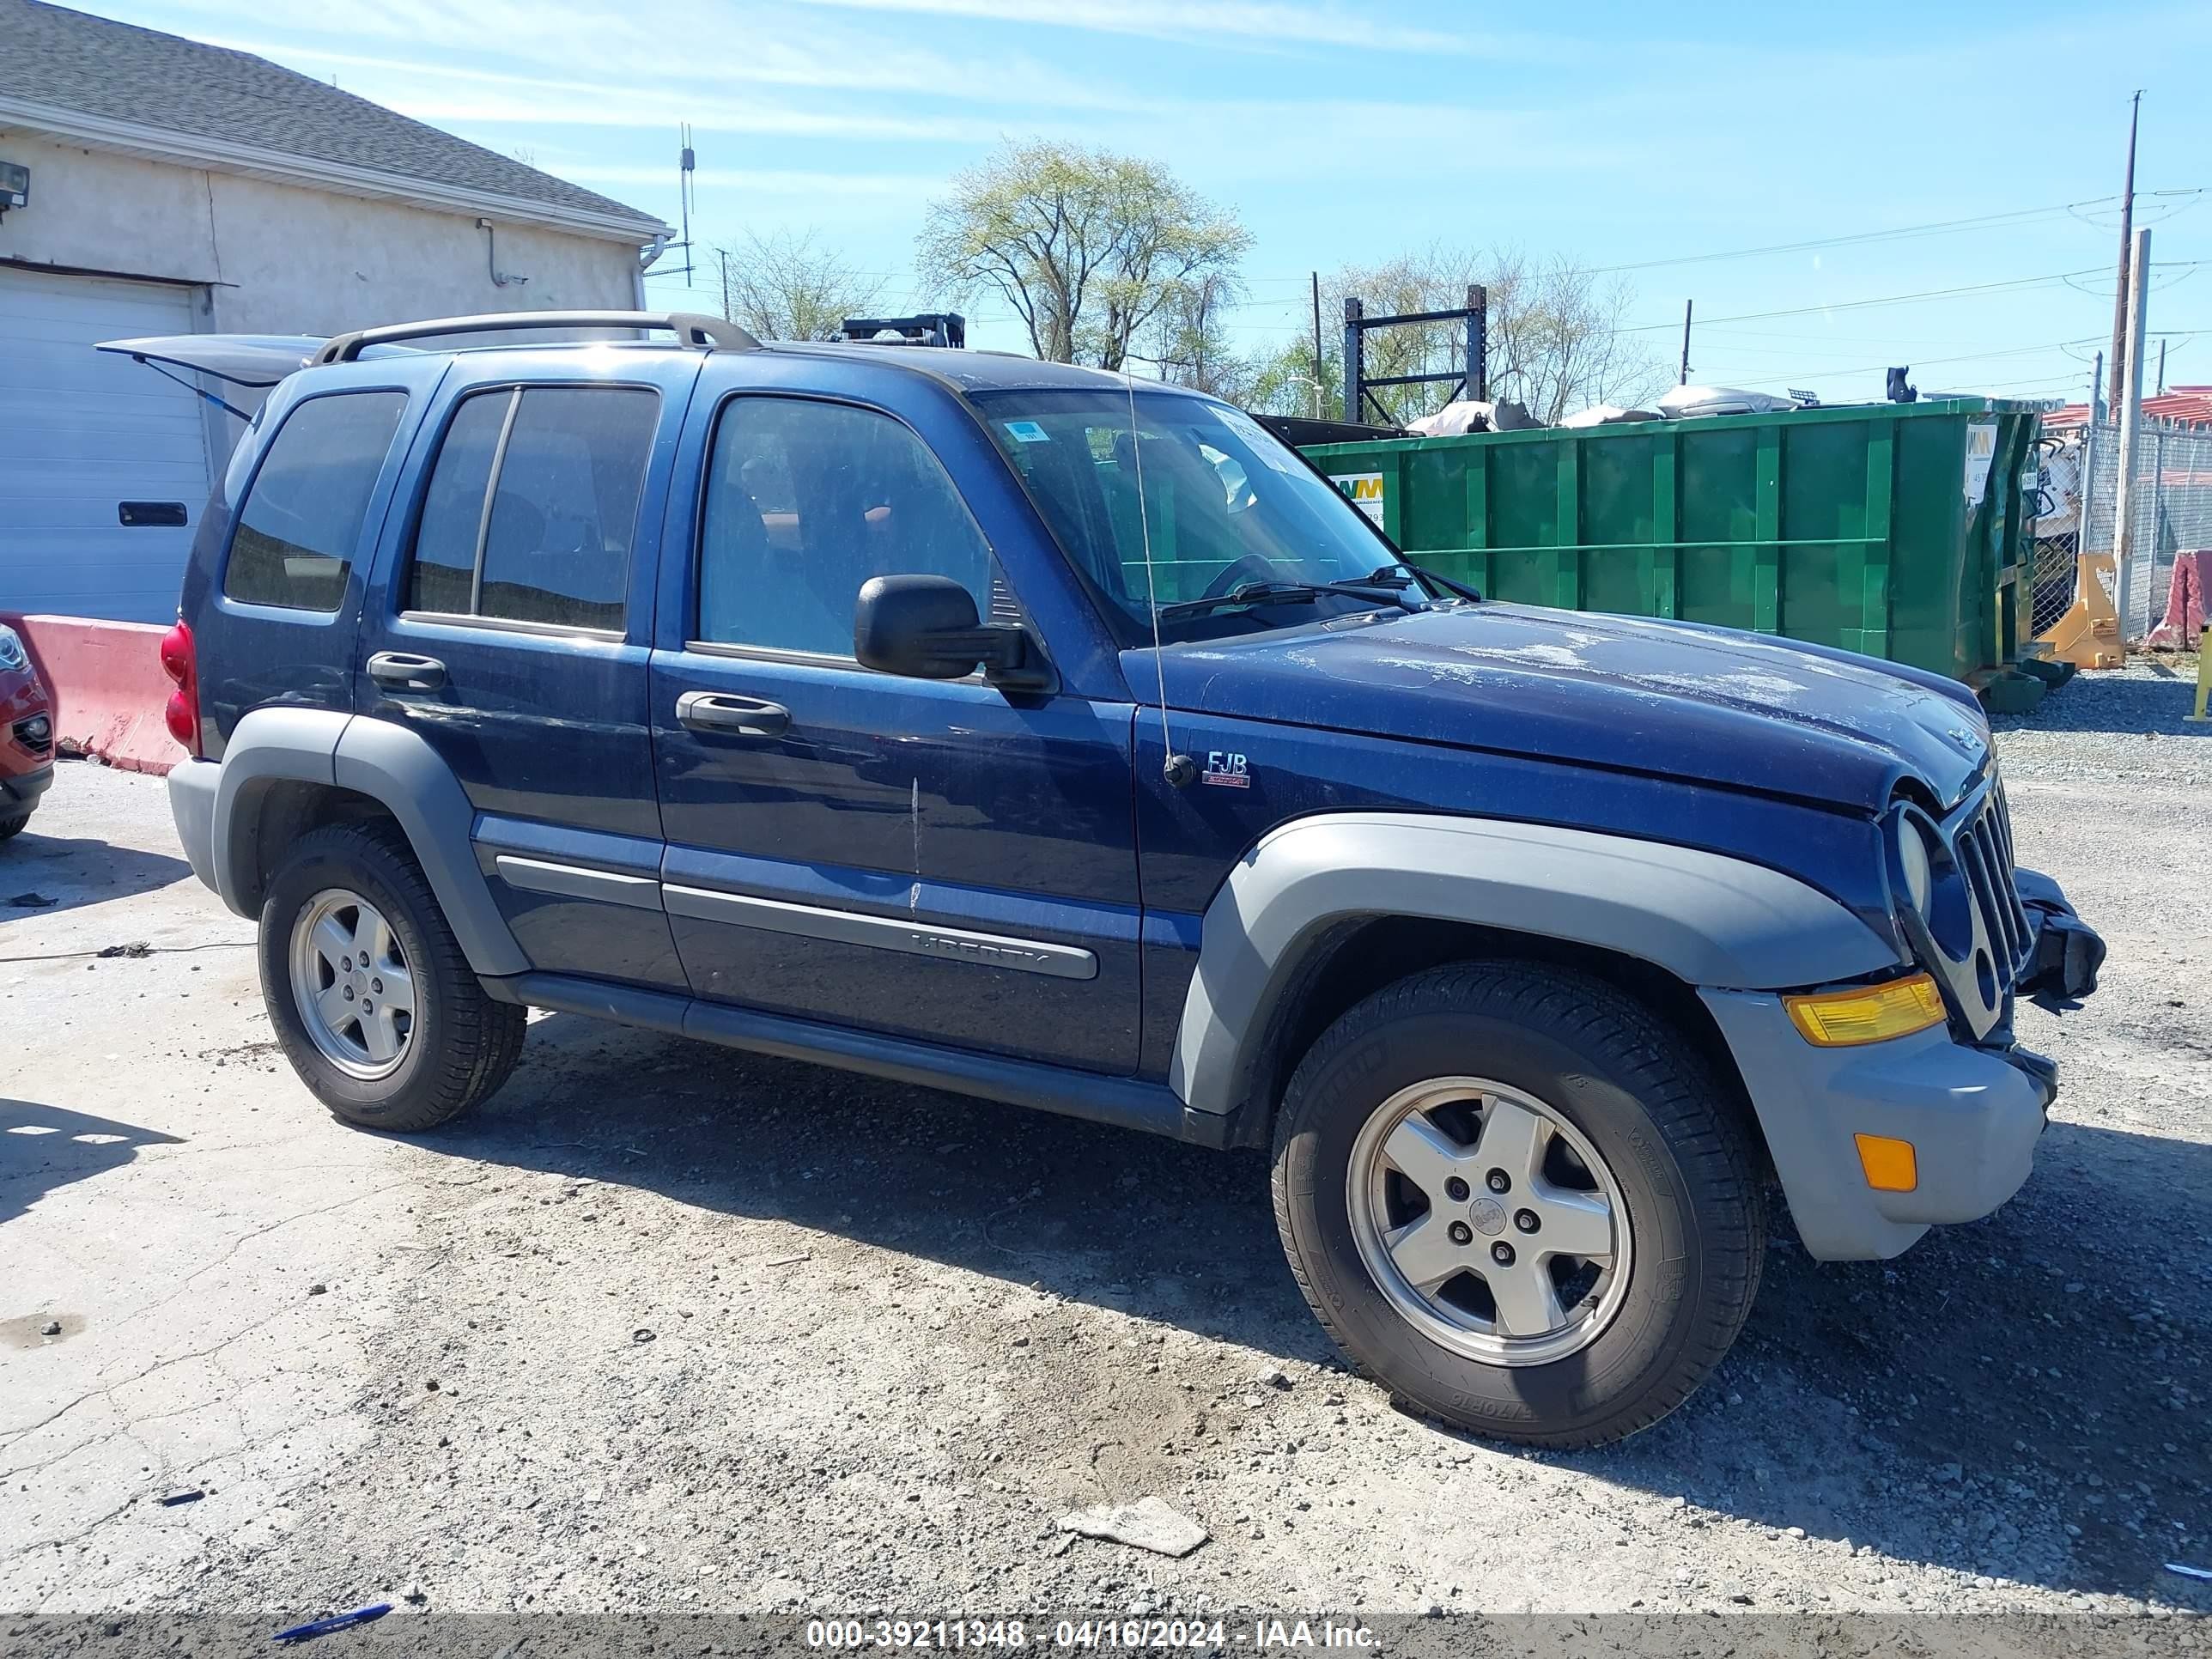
xmin=0 ymin=266 xmax=214 ymax=623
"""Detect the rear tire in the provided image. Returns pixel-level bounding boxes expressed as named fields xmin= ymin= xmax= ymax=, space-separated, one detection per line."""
xmin=1271 ymin=961 xmax=1765 ymax=1448
xmin=258 ymin=821 xmax=525 ymax=1133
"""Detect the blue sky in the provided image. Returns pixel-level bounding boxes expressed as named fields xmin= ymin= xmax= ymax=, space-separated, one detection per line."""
xmin=92 ymin=0 xmax=2212 ymax=404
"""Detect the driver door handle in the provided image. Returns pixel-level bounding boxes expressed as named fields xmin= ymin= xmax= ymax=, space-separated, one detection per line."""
xmin=366 ymin=651 xmax=447 ymax=691
xmin=677 ymin=690 xmax=790 ymax=739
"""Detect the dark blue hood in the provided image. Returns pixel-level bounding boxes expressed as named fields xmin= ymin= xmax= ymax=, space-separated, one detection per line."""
xmin=1136 ymin=603 xmax=1991 ymax=814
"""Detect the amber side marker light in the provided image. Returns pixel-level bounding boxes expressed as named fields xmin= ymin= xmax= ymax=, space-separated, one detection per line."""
xmin=1784 ymin=973 xmax=1946 ymax=1047
xmin=1854 ymin=1133 xmax=1919 ymax=1193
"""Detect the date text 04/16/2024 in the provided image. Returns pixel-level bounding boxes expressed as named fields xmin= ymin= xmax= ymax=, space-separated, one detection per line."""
xmin=803 ymin=1620 xmax=1378 ymax=1650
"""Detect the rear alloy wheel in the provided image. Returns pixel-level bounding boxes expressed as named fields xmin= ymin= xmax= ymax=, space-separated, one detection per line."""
xmin=1272 ymin=961 xmax=1765 ymax=1448
xmin=259 ymin=822 xmax=525 ymax=1133
xmin=289 ymin=889 xmax=417 ymax=1079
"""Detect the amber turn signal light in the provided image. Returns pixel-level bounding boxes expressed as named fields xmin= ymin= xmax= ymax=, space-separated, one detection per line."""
xmin=1784 ymin=974 xmax=1945 ymax=1047
xmin=1853 ymin=1133 xmax=1919 ymax=1193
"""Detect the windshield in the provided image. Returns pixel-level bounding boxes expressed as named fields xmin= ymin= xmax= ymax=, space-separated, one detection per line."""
xmin=977 ymin=389 xmax=1428 ymax=644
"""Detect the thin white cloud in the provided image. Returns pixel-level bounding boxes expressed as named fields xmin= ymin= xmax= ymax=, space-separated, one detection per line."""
xmin=775 ymin=0 xmax=1559 ymax=58
xmin=565 ymin=166 xmax=937 ymax=198
xmin=131 ymin=0 xmax=1144 ymax=107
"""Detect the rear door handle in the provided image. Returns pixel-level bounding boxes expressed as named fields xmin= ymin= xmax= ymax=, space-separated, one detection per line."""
xmin=367 ymin=651 xmax=447 ymax=691
xmin=677 ymin=690 xmax=790 ymax=738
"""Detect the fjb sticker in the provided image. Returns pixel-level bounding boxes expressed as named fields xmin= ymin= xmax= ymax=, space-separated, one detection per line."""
xmin=1203 ymin=750 xmax=1251 ymax=788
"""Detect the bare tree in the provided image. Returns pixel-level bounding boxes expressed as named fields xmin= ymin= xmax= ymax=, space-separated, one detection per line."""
xmin=1247 ymin=246 xmax=1665 ymax=425
xmin=1145 ymin=271 xmax=1250 ymax=400
xmin=711 ymin=230 xmax=884 ymax=343
xmin=919 ymin=141 xmax=1249 ymax=370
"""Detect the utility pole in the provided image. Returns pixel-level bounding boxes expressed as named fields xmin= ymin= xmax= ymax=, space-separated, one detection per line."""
xmin=1679 ymin=300 xmax=1693 ymax=385
xmin=1310 ymin=272 xmax=1323 ymax=410
xmin=2078 ymin=351 xmax=2102 ymax=569
xmin=2157 ymin=337 xmax=2168 ymax=395
xmin=2113 ymin=226 xmax=2152 ymax=643
xmin=2106 ymin=91 xmax=2142 ymax=411
xmin=715 ymin=246 xmax=733 ymax=323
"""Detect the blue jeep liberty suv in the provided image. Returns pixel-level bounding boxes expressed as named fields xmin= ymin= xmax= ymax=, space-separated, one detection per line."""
xmin=143 ymin=311 xmax=2104 ymax=1447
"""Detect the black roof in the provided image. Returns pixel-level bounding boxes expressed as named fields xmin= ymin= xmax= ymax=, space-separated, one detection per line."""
xmin=2 ymin=0 xmax=664 ymax=233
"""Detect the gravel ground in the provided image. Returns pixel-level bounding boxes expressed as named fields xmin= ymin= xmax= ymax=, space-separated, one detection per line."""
xmin=3 ymin=665 xmax=2208 ymax=1628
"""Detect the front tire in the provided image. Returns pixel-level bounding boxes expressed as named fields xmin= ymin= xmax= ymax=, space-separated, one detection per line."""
xmin=1271 ymin=962 xmax=1765 ymax=1448
xmin=0 ymin=808 xmax=30 ymax=841
xmin=258 ymin=822 xmax=525 ymax=1133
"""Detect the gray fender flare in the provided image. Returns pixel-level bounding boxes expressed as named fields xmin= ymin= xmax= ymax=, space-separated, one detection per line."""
xmin=1169 ymin=811 xmax=1903 ymax=1116
xmin=209 ymin=708 xmax=528 ymax=977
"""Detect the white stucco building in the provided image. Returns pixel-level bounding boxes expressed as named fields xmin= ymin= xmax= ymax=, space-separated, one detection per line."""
xmin=0 ymin=0 xmax=671 ymax=622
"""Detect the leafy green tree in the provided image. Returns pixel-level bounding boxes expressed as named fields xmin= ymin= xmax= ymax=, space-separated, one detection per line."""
xmin=919 ymin=142 xmax=1249 ymax=370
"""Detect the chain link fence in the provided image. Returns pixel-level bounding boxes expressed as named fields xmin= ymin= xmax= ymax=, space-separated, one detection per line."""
xmin=2034 ymin=416 xmax=2212 ymax=647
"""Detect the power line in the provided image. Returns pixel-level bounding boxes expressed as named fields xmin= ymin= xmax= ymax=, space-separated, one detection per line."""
xmin=1590 ymin=199 xmax=2120 ymax=274
xmin=1583 ymin=188 xmax=2203 ymax=275
xmin=1616 ymin=263 xmax=2207 ymax=333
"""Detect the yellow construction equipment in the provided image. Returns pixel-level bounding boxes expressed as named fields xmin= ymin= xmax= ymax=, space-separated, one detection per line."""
xmin=2036 ymin=551 xmax=2126 ymax=671
xmin=2189 ymin=623 xmax=2210 ymax=723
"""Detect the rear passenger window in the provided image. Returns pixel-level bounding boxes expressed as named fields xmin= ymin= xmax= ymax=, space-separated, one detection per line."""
xmin=224 ymin=392 xmax=405 ymax=611
xmin=404 ymin=386 xmax=658 ymax=632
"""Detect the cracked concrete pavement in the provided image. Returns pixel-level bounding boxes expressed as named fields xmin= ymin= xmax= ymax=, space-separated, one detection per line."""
xmin=3 ymin=668 xmax=2208 ymax=1624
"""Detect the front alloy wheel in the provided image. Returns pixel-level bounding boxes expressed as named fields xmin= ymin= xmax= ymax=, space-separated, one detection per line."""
xmin=1271 ymin=961 xmax=1766 ymax=1448
xmin=1347 ymin=1077 xmax=1631 ymax=1367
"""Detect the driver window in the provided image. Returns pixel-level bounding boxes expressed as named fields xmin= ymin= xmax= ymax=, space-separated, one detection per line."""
xmin=697 ymin=397 xmax=993 ymax=655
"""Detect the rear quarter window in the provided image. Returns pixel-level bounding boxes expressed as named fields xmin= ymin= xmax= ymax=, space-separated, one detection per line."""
xmin=223 ymin=392 xmax=406 ymax=612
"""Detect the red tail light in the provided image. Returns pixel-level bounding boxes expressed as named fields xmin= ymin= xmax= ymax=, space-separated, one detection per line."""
xmin=159 ymin=620 xmax=198 ymax=752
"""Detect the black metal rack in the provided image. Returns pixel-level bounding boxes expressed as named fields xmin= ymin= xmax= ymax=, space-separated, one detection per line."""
xmin=836 ymin=313 xmax=967 ymax=349
xmin=1342 ymin=287 xmax=1486 ymax=425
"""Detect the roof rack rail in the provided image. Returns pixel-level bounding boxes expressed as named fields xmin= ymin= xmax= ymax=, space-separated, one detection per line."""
xmin=836 ymin=312 xmax=966 ymax=349
xmin=312 ymin=310 xmax=760 ymax=366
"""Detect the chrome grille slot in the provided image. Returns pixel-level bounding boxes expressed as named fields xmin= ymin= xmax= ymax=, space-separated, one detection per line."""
xmin=1944 ymin=777 xmax=2032 ymax=993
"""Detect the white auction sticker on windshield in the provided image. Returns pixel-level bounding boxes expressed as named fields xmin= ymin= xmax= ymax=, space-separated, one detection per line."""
xmin=1214 ymin=406 xmax=1299 ymax=473
xmin=1003 ymin=420 xmax=1050 ymax=444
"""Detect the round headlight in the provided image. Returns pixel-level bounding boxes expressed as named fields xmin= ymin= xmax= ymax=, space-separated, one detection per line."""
xmin=1897 ymin=821 xmax=1933 ymax=916
xmin=0 ymin=624 xmax=25 ymax=673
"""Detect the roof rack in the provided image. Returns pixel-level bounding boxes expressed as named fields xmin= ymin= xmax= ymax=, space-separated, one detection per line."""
xmin=836 ymin=312 xmax=966 ymax=349
xmin=312 ymin=311 xmax=760 ymax=366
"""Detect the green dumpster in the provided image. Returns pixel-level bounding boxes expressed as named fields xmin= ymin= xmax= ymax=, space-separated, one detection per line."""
xmin=1301 ymin=398 xmax=2043 ymax=695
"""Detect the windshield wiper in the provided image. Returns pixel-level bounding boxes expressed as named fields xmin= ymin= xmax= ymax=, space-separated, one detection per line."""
xmin=1158 ymin=575 xmax=1426 ymax=622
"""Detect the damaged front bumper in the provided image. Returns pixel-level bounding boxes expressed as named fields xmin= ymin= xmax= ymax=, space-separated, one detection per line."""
xmin=1702 ymin=865 xmax=2104 ymax=1263
xmin=2014 ymin=867 xmax=2106 ymax=1012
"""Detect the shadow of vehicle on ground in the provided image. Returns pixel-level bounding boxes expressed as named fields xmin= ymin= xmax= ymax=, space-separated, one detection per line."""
xmin=0 ymin=1099 xmax=184 ymax=1225
xmin=419 ymin=1012 xmax=2209 ymax=1607
xmin=1 ymin=823 xmax=192 ymax=919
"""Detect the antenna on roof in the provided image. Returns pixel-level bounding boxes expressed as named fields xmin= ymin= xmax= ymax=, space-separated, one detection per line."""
xmin=672 ymin=123 xmax=697 ymax=287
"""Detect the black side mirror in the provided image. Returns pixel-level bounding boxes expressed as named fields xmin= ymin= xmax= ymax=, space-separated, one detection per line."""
xmin=853 ymin=574 xmax=1051 ymax=691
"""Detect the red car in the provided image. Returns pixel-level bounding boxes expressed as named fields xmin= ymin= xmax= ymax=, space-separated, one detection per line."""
xmin=0 ymin=623 xmax=53 ymax=840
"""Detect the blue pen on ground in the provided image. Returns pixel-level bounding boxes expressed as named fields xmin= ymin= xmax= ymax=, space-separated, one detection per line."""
xmin=272 ymin=1603 xmax=392 ymax=1643
xmin=159 ymin=1490 xmax=204 ymax=1506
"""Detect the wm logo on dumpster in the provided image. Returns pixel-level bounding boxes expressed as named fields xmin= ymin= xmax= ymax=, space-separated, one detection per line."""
xmin=1334 ymin=472 xmax=1386 ymax=527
